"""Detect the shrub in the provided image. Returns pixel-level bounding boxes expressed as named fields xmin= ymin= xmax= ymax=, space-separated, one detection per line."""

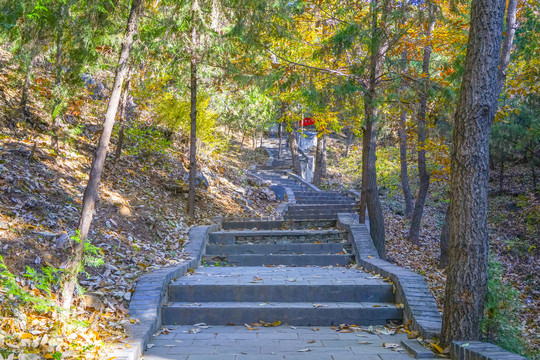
xmin=482 ymin=259 xmax=528 ymax=356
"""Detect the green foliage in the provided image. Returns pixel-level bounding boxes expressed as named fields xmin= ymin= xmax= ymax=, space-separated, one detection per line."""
xmin=123 ymin=125 xmax=172 ymax=156
xmin=0 ymin=255 xmax=57 ymax=312
xmin=23 ymin=265 xmax=62 ymax=297
xmin=155 ymin=93 xmax=218 ymax=144
xmin=70 ymin=231 xmax=105 ymax=270
xmin=482 ymin=260 xmax=528 ymax=356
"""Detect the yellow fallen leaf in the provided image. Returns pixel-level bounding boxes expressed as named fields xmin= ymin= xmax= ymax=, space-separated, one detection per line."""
xmin=21 ymin=333 xmax=33 ymax=340
xmin=431 ymin=343 xmax=444 ymax=353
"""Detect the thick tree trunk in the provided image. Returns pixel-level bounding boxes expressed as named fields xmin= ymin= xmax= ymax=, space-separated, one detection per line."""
xmin=440 ymin=0 xmax=517 ymax=268
xmin=398 ymin=110 xmax=414 ymax=218
xmin=61 ymin=0 xmax=143 ymax=311
xmin=441 ymin=0 xmax=505 ymax=346
xmin=313 ymin=132 xmax=324 ymax=187
xmin=408 ymin=4 xmax=435 ymax=244
xmin=360 ymin=0 xmax=388 ymax=259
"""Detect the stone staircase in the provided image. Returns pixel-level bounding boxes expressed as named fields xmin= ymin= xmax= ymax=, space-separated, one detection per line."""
xmin=162 ymin=219 xmax=402 ymax=327
xmin=157 ymin=142 xmax=386 ymax=328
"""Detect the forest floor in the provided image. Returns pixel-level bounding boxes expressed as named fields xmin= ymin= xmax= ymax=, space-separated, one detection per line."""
xmin=322 ymin=135 xmax=539 ymax=357
xmin=0 ymin=77 xmax=281 ymax=359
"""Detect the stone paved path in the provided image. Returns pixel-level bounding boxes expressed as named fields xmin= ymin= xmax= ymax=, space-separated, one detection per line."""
xmin=143 ymin=325 xmax=431 ymax=360
xmin=141 ymin=141 xmax=437 ymax=359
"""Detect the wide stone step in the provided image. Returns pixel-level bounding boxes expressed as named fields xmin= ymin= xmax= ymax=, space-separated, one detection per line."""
xmin=221 ymin=219 xmax=338 ymax=230
xmin=295 ymin=201 xmax=358 ymax=206
xmin=206 ymin=243 xmax=349 ymax=255
xmin=288 ymin=204 xmax=358 ymax=211
xmin=169 ymin=283 xmax=393 ymax=303
xmin=294 ymin=191 xmax=349 ymax=196
xmin=209 ymin=230 xmax=347 ymax=245
xmin=284 ymin=214 xmax=344 ymax=220
xmin=203 ymin=254 xmax=353 ymax=266
xmin=161 ymin=302 xmax=402 ymax=326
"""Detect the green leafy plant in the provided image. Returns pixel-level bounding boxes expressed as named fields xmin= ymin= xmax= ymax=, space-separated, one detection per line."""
xmin=482 ymin=259 xmax=528 ymax=356
xmin=0 ymin=255 xmax=56 ymax=312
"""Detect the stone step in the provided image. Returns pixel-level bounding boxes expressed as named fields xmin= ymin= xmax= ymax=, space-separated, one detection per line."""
xmin=161 ymin=302 xmax=402 ymax=326
xmin=284 ymin=214 xmax=344 ymax=220
xmin=295 ymin=191 xmax=349 ymax=196
xmin=221 ymin=219 xmax=338 ymax=230
xmin=294 ymin=195 xmax=354 ymax=200
xmin=203 ymin=253 xmax=353 ymax=266
xmin=296 ymin=200 xmax=358 ymax=205
xmin=288 ymin=204 xmax=359 ymax=211
xmin=206 ymin=243 xmax=350 ymax=255
xmin=209 ymin=230 xmax=347 ymax=245
xmin=168 ymin=283 xmax=394 ymax=303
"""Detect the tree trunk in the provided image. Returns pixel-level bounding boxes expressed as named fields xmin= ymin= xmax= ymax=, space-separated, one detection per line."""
xmin=240 ymin=130 xmax=246 ymax=150
xmin=61 ymin=0 xmax=143 ymax=311
xmin=277 ymin=121 xmax=282 ymax=159
xmin=114 ymin=68 xmax=132 ymax=161
xmin=398 ymin=110 xmax=414 ymax=218
xmin=531 ymin=157 xmax=537 ymax=190
xmin=51 ymin=3 xmax=68 ymax=151
xmin=440 ymin=0 xmax=517 ymax=269
xmin=439 ymin=205 xmax=450 ymax=268
xmin=313 ymin=131 xmax=324 ymax=187
xmin=441 ymin=0 xmax=505 ymax=346
xmin=496 ymin=0 xmax=517 ymax=94
xmin=321 ymin=134 xmax=327 ymax=177
xmin=408 ymin=4 xmax=435 ymax=244
xmin=360 ymin=0 xmax=388 ymax=259
xmin=20 ymin=53 xmax=39 ymax=120
xmin=289 ymin=122 xmax=302 ymax=175
xmin=345 ymin=129 xmax=354 ymax=157
xmin=498 ymin=159 xmax=504 ymax=193
xmin=359 ymin=126 xmax=368 ymax=224
xmin=187 ymin=55 xmax=198 ymax=219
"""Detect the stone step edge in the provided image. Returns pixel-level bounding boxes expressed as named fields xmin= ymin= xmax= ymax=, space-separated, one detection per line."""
xmin=106 ymin=224 xmax=218 ymax=360
xmin=337 ymin=213 xmax=442 ymax=340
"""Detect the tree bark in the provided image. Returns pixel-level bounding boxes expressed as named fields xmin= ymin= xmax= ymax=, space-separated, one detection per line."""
xmin=61 ymin=0 xmax=143 ymax=310
xmin=20 ymin=53 xmax=39 ymax=120
xmin=115 ymin=67 xmax=132 ymax=161
xmin=345 ymin=129 xmax=354 ymax=157
xmin=313 ymin=131 xmax=324 ymax=186
xmin=440 ymin=0 xmax=517 ymax=267
xmin=398 ymin=110 xmax=414 ymax=218
xmin=408 ymin=3 xmax=435 ymax=244
xmin=187 ymin=38 xmax=198 ymax=219
xmin=321 ymin=134 xmax=327 ymax=177
xmin=51 ymin=2 xmax=68 ymax=150
xmin=496 ymin=0 xmax=517 ymax=95
xmin=498 ymin=159 xmax=505 ymax=193
xmin=359 ymin=126 xmax=368 ymax=224
xmin=289 ymin=122 xmax=302 ymax=175
xmin=360 ymin=0 xmax=388 ymax=259
xmin=439 ymin=204 xmax=450 ymax=268
xmin=441 ymin=0 xmax=505 ymax=345
xmin=277 ymin=121 xmax=282 ymax=159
